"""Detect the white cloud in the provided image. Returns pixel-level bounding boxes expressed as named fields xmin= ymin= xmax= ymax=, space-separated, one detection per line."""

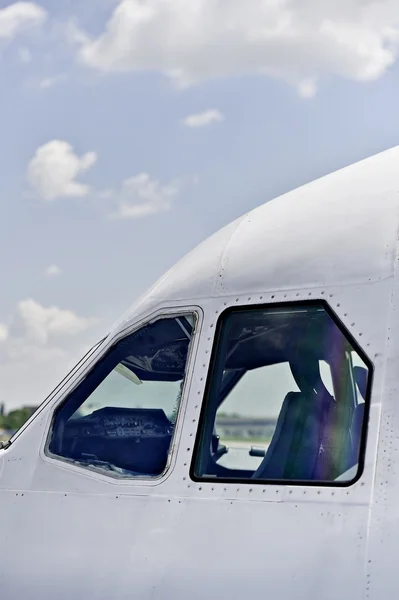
xmin=12 ymin=299 xmax=95 ymax=345
xmin=110 ymin=172 xmax=180 ymax=219
xmin=0 ymin=324 xmax=8 ymax=342
xmin=77 ymin=0 xmax=399 ymax=94
xmin=183 ymin=109 xmax=224 ymax=128
xmin=298 ymin=77 xmax=318 ymax=99
xmin=39 ymin=74 xmax=66 ymax=89
xmin=64 ymin=18 xmax=91 ymax=47
xmin=27 ymin=140 xmax=97 ymax=201
xmin=0 ymin=299 xmax=100 ymax=410
xmin=0 ymin=2 xmax=46 ymax=40
xmin=18 ymin=45 xmax=31 ymax=62
xmin=45 ymin=264 xmax=62 ymax=277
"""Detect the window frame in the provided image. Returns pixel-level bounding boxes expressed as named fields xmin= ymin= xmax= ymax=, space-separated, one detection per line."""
xmin=190 ymin=299 xmax=373 ymax=488
xmin=43 ymin=306 xmax=203 ymax=483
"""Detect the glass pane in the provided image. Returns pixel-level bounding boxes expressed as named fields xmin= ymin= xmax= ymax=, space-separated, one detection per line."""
xmin=49 ymin=314 xmax=195 ymax=478
xmin=193 ymin=303 xmax=371 ymax=484
xmin=215 ymin=363 xmax=299 ymax=472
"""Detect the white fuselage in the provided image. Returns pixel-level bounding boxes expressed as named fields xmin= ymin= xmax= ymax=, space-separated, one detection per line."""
xmin=2 ymin=146 xmax=399 ymax=599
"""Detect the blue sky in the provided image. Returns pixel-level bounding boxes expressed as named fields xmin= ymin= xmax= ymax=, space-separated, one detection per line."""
xmin=1 ymin=0 xmax=399 ymax=411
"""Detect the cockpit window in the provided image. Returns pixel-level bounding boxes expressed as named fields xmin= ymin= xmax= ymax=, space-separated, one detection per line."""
xmin=47 ymin=314 xmax=196 ymax=478
xmin=191 ymin=302 xmax=372 ymax=486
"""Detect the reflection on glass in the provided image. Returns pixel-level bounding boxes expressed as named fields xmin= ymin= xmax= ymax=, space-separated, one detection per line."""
xmin=193 ymin=304 xmax=371 ymax=484
xmin=48 ymin=315 xmax=195 ymax=478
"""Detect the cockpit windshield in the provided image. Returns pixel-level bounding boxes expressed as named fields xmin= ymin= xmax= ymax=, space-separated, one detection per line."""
xmin=192 ymin=303 xmax=371 ymax=485
xmin=48 ymin=314 xmax=196 ymax=478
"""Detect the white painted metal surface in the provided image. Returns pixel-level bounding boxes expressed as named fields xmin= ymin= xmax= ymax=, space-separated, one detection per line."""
xmin=1 ymin=146 xmax=399 ymax=599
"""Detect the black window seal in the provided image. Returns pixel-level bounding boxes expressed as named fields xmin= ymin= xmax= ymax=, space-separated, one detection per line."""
xmin=189 ymin=299 xmax=374 ymax=489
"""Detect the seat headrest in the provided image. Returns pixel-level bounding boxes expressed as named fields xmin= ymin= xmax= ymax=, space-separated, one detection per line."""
xmin=289 ymin=354 xmax=331 ymax=397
